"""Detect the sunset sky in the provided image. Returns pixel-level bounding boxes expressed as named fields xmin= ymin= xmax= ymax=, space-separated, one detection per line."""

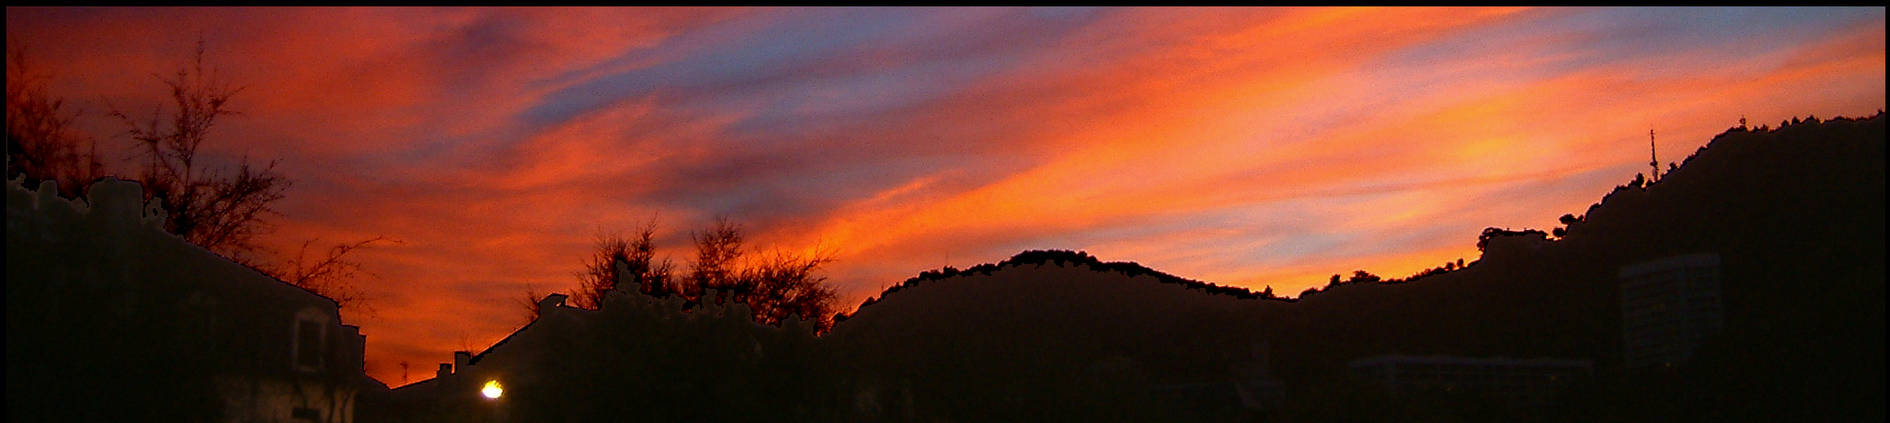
xmin=8 ymin=7 xmax=1884 ymax=387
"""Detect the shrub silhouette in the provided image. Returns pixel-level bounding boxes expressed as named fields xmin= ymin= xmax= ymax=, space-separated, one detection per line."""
xmin=563 ymin=217 xmax=839 ymax=332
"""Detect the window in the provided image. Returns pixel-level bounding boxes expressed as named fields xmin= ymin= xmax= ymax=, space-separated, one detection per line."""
xmin=297 ymin=320 xmax=323 ymax=370
xmin=292 ymin=309 xmax=329 ymax=372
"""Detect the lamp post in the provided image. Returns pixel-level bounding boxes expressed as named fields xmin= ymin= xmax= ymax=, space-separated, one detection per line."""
xmin=481 ymin=380 xmax=504 ymax=400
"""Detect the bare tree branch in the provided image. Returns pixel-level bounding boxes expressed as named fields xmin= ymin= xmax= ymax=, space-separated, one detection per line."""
xmin=6 ymin=41 xmax=101 ymax=197
xmin=573 ymin=218 xmax=674 ymax=310
xmin=270 ymin=236 xmax=399 ymax=309
xmin=577 ymin=216 xmax=841 ymax=331
xmin=106 ymin=40 xmax=283 ymax=266
xmin=17 ymin=39 xmax=393 ymax=308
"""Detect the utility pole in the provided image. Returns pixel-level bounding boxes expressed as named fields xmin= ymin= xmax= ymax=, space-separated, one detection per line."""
xmin=1649 ymin=129 xmax=1660 ymax=183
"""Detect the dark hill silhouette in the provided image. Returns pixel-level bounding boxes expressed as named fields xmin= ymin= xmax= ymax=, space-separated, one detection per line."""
xmin=363 ymin=112 xmax=1881 ymax=422
xmin=829 ymin=112 xmax=1884 ymax=422
xmin=855 ymin=249 xmax=1277 ymax=310
xmin=829 ymin=252 xmax=1275 ymax=421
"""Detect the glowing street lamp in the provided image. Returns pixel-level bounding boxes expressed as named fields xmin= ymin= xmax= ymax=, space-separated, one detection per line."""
xmin=481 ymin=380 xmax=503 ymax=399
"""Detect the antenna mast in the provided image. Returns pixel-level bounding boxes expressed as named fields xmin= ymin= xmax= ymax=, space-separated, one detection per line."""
xmin=1648 ymin=129 xmax=1659 ymax=183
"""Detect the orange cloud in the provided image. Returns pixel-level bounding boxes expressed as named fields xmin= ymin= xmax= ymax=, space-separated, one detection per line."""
xmin=8 ymin=7 xmax=1880 ymax=387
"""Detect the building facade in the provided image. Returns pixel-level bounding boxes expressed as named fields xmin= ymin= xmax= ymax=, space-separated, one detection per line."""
xmin=7 ymin=177 xmax=370 ymax=422
xmin=1348 ymin=355 xmax=1593 ymax=407
xmin=1618 ymin=253 xmax=1724 ymax=369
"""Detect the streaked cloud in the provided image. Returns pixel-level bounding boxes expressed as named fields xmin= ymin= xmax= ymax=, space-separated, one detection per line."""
xmin=8 ymin=6 xmax=1882 ymax=386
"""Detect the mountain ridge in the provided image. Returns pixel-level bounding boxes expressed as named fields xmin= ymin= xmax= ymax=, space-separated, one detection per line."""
xmin=845 ymin=111 xmax=1885 ymax=313
xmin=826 ymin=111 xmax=1884 ymax=421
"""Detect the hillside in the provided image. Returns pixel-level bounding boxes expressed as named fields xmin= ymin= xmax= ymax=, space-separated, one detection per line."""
xmin=828 ymin=112 xmax=1885 ymax=422
xmin=363 ymin=112 xmax=1883 ymax=422
xmin=1278 ymin=113 xmax=1884 ymax=421
xmin=827 ymin=251 xmax=1277 ymax=421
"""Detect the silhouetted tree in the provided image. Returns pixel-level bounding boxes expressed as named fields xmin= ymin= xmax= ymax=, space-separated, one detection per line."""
xmin=15 ymin=40 xmax=390 ymax=305
xmin=686 ymin=218 xmax=840 ymax=331
xmin=271 ymin=236 xmax=397 ymax=309
xmin=1554 ymin=214 xmax=1575 ymax=238
xmin=1476 ymin=227 xmax=1549 ymax=253
xmin=107 ymin=41 xmax=287 ymax=267
xmin=515 ymin=288 xmax=545 ymax=324
xmin=738 ymin=247 xmax=839 ymax=331
xmin=574 ymin=220 xmax=674 ymax=309
xmin=6 ymin=43 xmax=103 ymax=198
xmin=568 ymin=216 xmax=840 ymax=330
xmin=688 ymin=217 xmax=746 ymax=298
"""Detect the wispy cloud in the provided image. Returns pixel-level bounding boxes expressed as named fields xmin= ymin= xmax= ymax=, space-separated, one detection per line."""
xmin=8 ymin=6 xmax=1881 ymax=386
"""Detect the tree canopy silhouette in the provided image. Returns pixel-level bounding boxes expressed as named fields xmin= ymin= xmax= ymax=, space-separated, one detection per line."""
xmin=564 ymin=217 xmax=840 ymax=331
xmin=1475 ymin=227 xmax=1548 ymax=253
xmin=6 ymin=42 xmax=103 ymax=198
xmin=8 ymin=40 xmax=389 ymax=307
xmin=274 ymin=236 xmax=399 ymax=310
xmin=688 ymin=217 xmax=746 ymax=296
xmin=573 ymin=219 xmax=675 ymax=309
xmin=108 ymin=41 xmax=286 ymax=267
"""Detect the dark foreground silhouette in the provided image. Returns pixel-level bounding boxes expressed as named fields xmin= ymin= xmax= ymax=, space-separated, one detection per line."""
xmin=8 ymin=113 xmax=1883 ymax=422
xmin=7 ymin=178 xmax=374 ymax=422
xmin=374 ymin=113 xmax=1885 ymax=422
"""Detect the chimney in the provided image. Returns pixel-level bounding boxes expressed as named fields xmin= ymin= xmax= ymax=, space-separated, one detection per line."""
xmin=436 ymin=363 xmax=452 ymax=379
xmin=537 ymin=293 xmax=569 ymax=316
xmin=454 ymin=351 xmax=471 ymax=372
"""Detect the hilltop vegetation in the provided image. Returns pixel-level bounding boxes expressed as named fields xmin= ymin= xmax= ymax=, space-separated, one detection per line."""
xmin=828 ymin=112 xmax=1884 ymax=422
xmin=856 ymin=249 xmax=1280 ymax=311
xmin=370 ymin=112 xmax=1882 ymax=422
xmin=831 ymin=251 xmax=1274 ymax=421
